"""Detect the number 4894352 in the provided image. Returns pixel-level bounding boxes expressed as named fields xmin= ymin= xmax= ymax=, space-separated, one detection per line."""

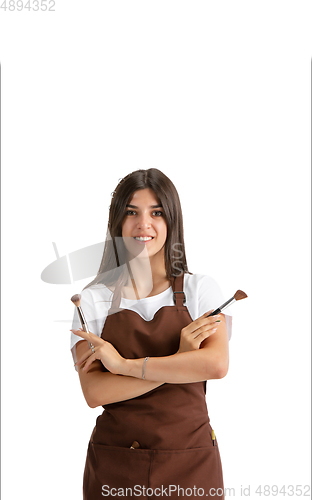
xmin=0 ymin=1 xmax=56 ymax=10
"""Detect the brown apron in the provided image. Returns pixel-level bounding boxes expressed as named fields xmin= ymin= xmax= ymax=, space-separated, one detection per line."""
xmin=82 ymin=273 xmax=225 ymax=499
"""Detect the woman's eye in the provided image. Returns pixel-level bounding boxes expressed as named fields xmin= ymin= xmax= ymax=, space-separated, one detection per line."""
xmin=125 ymin=209 xmax=163 ymax=217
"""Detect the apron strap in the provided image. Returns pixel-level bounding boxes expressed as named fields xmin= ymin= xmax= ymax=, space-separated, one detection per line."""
xmin=171 ymin=272 xmax=186 ymax=307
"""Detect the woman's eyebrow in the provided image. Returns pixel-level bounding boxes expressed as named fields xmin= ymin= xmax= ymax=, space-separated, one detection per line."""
xmin=126 ymin=204 xmax=162 ymax=209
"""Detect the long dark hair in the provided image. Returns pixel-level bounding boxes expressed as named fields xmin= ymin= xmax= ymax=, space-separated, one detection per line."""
xmin=83 ymin=168 xmax=191 ymax=289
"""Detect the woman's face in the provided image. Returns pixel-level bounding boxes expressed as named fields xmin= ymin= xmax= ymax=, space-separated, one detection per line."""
xmin=121 ymin=188 xmax=167 ymax=261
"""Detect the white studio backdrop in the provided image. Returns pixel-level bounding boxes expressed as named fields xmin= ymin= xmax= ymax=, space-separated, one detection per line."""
xmin=1 ymin=1 xmax=311 ymax=499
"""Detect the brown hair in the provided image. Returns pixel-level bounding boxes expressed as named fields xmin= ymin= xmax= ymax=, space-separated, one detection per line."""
xmin=84 ymin=168 xmax=191 ymax=289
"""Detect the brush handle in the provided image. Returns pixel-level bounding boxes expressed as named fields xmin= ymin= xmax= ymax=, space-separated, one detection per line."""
xmin=207 ymin=296 xmax=236 ymax=317
xmin=77 ymin=306 xmax=90 ymax=333
xmin=76 ymin=306 xmax=94 ymax=349
xmin=207 ymin=308 xmax=221 ymax=316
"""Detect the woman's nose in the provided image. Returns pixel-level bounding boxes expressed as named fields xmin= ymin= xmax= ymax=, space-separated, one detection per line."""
xmin=137 ymin=213 xmax=151 ymax=228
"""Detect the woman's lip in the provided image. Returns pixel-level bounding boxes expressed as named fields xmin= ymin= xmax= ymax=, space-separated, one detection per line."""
xmin=133 ymin=237 xmax=154 ymax=243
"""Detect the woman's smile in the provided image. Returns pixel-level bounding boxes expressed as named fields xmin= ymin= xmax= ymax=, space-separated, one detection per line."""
xmin=133 ymin=235 xmax=154 ymax=243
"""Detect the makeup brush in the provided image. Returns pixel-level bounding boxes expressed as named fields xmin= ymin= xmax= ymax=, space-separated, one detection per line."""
xmin=71 ymin=294 xmax=90 ymax=333
xmin=207 ymin=290 xmax=247 ymax=317
xmin=71 ymin=294 xmax=95 ymax=353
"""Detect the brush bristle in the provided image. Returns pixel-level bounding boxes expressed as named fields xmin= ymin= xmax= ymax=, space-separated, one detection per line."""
xmin=234 ymin=290 xmax=247 ymax=301
xmin=71 ymin=294 xmax=81 ymax=306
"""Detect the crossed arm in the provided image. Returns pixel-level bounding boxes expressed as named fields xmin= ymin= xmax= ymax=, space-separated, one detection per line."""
xmin=74 ymin=313 xmax=229 ymax=408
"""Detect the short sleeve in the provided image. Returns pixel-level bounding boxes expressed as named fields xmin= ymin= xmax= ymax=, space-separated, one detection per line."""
xmin=185 ymin=274 xmax=233 ymax=341
xmin=70 ymin=287 xmax=105 ymax=371
xmin=198 ymin=275 xmax=232 ymax=341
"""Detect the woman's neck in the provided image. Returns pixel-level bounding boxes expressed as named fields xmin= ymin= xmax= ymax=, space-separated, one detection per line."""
xmin=124 ymin=252 xmax=170 ymax=299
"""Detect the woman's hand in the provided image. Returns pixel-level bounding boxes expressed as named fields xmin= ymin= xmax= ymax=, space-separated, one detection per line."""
xmin=70 ymin=328 xmax=126 ymax=374
xmin=177 ymin=310 xmax=221 ymax=353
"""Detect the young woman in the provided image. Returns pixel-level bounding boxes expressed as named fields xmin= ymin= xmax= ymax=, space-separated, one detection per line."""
xmin=70 ymin=168 xmax=232 ymax=499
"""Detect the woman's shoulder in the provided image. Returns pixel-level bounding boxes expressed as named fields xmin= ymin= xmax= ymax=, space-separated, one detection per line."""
xmin=80 ymin=283 xmax=114 ymax=303
xmin=184 ymin=272 xmax=228 ymax=309
xmin=184 ymin=273 xmax=233 ymax=340
xmin=184 ymin=272 xmax=222 ymax=291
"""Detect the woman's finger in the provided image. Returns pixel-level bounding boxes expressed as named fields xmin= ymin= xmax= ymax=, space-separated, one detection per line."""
xmin=198 ymin=309 xmax=217 ymax=319
xmin=70 ymin=329 xmax=103 ymax=346
xmin=188 ymin=315 xmax=221 ymax=335
xmin=195 ymin=312 xmax=220 ymax=327
xmin=193 ymin=322 xmax=217 ymax=338
xmin=193 ymin=325 xmax=218 ymax=340
xmin=76 ymin=345 xmax=99 ymax=367
xmin=81 ymin=352 xmax=98 ymax=373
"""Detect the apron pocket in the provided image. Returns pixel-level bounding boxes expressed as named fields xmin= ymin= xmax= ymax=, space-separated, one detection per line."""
xmin=84 ymin=442 xmax=224 ymax=500
xmin=83 ymin=441 xmax=152 ymax=499
xmin=150 ymin=446 xmax=224 ymax=499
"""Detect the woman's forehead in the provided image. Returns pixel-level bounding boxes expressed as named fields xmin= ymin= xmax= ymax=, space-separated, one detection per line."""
xmin=128 ymin=188 xmax=161 ymax=206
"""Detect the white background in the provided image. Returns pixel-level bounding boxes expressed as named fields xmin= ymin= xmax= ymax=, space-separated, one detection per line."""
xmin=1 ymin=1 xmax=311 ymax=499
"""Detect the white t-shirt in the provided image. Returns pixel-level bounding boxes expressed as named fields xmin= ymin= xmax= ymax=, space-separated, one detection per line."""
xmin=70 ymin=273 xmax=233 ymax=371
